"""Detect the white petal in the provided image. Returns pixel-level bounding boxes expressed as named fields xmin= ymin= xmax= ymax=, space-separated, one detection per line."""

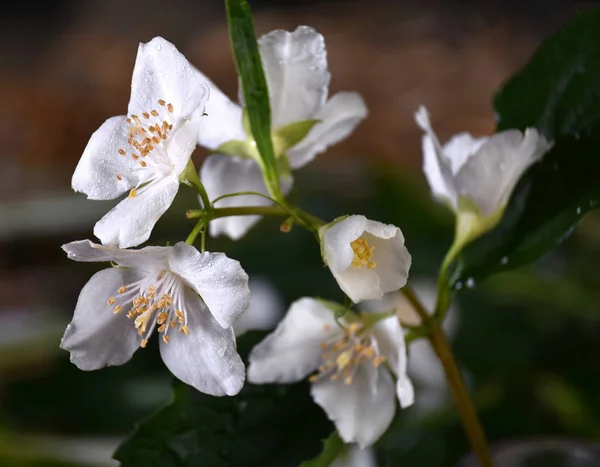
xmin=455 ymin=128 xmax=552 ymax=216
xmin=62 ymin=239 xmax=168 ymax=270
xmin=200 ymin=154 xmax=292 ymax=240
xmin=415 ymin=106 xmax=458 ymax=208
xmin=93 ymin=176 xmax=179 ymax=248
xmin=287 ymin=92 xmax=367 ymax=169
xmin=233 ymin=277 xmax=285 ymax=337
xmin=258 ymin=26 xmax=330 ymax=128
xmin=372 ymin=317 xmax=414 ymax=408
xmin=363 ymin=220 xmax=411 ymax=294
xmin=167 ymin=243 xmax=250 ymax=329
xmin=167 ymin=118 xmax=200 ymax=176
xmin=60 ymin=268 xmax=143 ymax=370
xmin=247 ymin=297 xmax=340 ymax=384
xmin=129 ymin=37 xmax=209 ymax=121
xmin=311 ymin=364 xmax=396 ymax=448
xmin=332 ymin=267 xmax=381 ymax=303
xmin=160 ymin=287 xmax=245 ymax=396
xmin=193 ymin=68 xmax=246 ymax=149
xmin=72 ymin=116 xmax=142 ymax=200
xmin=442 ymin=132 xmax=488 ymax=174
xmin=322 ymin=215 xmax=367 ymax=273
xmin=331 ymin=446 xmax=377 ymax=467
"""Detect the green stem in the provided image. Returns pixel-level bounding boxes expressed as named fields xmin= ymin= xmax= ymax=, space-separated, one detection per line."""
xmin=184 ymin=161 xmax=212 ymax=211
xmin=402 ymin=286 xmax=494 ymax=467
xmin=211 ymin=205 xmax=289 ymax=219
xmin=211 ymin=191 xmax=279 ymax=206
xmin=185 ymin=220 xmax=205 ymax=246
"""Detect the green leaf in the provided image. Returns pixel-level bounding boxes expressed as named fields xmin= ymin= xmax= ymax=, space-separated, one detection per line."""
xmin=299 ymin=431 xmax=344 ymax=467
xmin=448 ymin=10 xmax=600 ymax=288
xmin=225 ymin=0 xmax=281 ymax=200
xmin=114 ymin=333 xmax=333 ymax=467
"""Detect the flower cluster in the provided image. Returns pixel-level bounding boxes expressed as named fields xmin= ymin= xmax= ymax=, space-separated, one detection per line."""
xmin=62 ymin=24 xmax=552 ymax=454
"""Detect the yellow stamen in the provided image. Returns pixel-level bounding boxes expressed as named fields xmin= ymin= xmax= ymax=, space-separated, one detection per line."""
xmin=350 ymin=237 xmax=376 ymax=269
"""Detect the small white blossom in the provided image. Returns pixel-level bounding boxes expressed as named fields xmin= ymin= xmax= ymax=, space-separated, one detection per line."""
xmin=195 ymin=26 xmax=368 ymax=240
xmin=233 ymin=277 xmax=285 ymax=337
xmin=72 ymin=37 xmax=209 ymax=248
xmin=319 ymin=215 xmax=411 ymax=303
xmin=415 ymin=106 xmax=552 ymax=243
xmin=60 ymin=240 xmax=250 ymax=396
xmin=248 ymin=298 xmax=414 ymax=448
xmin=331 ymin=445 xmax=377 ymax=467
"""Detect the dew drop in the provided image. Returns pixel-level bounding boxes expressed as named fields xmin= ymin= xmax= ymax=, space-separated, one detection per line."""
xmin=155 ymin=43 xmax=162 ymax=51
xmin=501 ymin=256 xmax=509 ymax=265
xmin=466 ymin=277 xmax=475 ymax=289
xmin=217 ymin=347 xmax=225 ymax=357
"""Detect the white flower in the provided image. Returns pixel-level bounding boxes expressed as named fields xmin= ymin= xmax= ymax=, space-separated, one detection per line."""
xmin=196 ymin=26 xmax=368 ymax=240
xmin=361 ymin=281 xmax=460 ymax=415
xmin=331 ymin=445 xmax=377 ymax=467
xmin=60 ymin=240 xmax=250 ymax=396
xmin=233 ymin=277 xmax=285 ymax=337
xmin=247 ymin=298 xmax=414 ymax=448
xmin=319 ymin=215 xmax=412 ymax=303
xmin=415 ymin=106 xmax=552 ymax=245
xmin=72 ymin=37 xmax=209 ymax=248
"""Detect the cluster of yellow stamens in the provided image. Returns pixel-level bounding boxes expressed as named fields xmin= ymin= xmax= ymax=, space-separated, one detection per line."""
xmin=115 ymin=99 xmax=175 ymax=198
xmin=350 ymin=237 xmax=376 ymax=269
xmin=309 ymin=322 xmax=386 ymax=385
xmin=106 ymin=273 xmax=190 ymax=348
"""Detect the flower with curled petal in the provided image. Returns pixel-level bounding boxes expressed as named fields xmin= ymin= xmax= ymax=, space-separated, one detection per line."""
xmin=72 ymin=37 xmax=209 ymax=248
xmin=319 ymin=215 xmax=412 ymax=303
xmin=248 ymin=297 xmax=414 ymax=448
xmin=415 ymin=105 xmax=552 ymax=250
xmin=195 ymin=26 xmax=368 ymax=240
xmin=60 ymin=240 xmax=250 ymax=396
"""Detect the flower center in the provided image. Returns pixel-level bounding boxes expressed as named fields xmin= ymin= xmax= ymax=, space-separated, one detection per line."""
xmin=106 ymin=269 xmax=190 ymax=348
xmin=350 ymin=237 xmax=376 ymax=269
xmin=116 ymin=99 xmax=176 ymax=198
xmin=309 ymin=322 xmax=386 ymax=385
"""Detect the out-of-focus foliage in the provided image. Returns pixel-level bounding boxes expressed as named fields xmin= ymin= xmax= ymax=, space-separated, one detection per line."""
xmin=450 ymin=11 xmax=600 ymax=287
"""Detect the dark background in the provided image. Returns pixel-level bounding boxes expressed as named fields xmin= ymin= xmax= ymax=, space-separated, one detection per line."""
xmin=2 ymin=1 xmax=600 ymax=466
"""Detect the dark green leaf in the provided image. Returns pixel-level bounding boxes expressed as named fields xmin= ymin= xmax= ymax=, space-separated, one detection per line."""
xmin=449 ymin=10 xmax=600 ymax=287
xmin=225 ymin=0 xmax=281 ymax=198
xmin=114 ymin=332 xmax=333 ymax=467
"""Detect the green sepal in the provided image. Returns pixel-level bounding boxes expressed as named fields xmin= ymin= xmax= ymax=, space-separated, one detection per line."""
xmin=215 ymin=139 xmax=259 ymax=160
xmin=299 ymin=431 xmax=345 ymax=467
xmin=273 ymin=119 xmax=320 ymax=155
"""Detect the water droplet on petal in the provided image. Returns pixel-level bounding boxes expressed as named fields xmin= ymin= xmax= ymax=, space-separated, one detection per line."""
xmin=217 ymin=347 xmax=225 ymax=358
xmin=155 ymin=43 xmax=162 ymax=51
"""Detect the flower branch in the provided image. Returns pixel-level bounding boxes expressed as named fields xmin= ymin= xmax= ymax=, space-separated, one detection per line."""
xmin=401 ymin=286 xmax=493 ymax=467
